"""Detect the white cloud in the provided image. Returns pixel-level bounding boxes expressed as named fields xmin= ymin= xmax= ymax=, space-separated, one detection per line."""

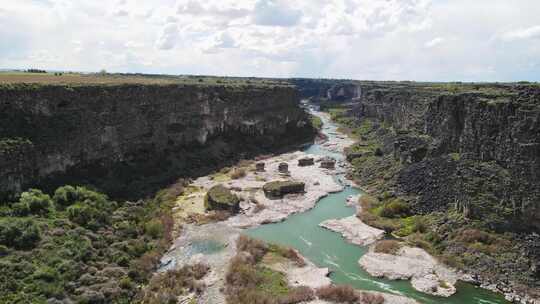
xmin=113 ymin=9 xmax=129 ymax=17
xmin=500 ymin=25 xmax=540 ymax=41
xmin=1 ymin=0 xmax=540 ymax=81
xmin=155 ymin=23 xmax=180 ymax=50
xmin=424 ymin=37 xmax=444 ymax=48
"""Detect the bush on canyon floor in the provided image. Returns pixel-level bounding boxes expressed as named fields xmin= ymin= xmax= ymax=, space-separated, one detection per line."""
xmin=0 ymin=217 xmax=41 ymax=249
xmin=237 ymin=234 xmax=269 ymax=262
xmin=316 ymin=285 xmax=359 ymax=303
xmin=12 ymin=189 xmax=52 ymax=216
xmin=0 ymin=184 xmax=177 ymax=303
xmin=376 ymin=199 xmax=411 ymax=218
xmin=374 ymin=240 xmax=402 ymax=255
xmin=277 ymin=286 xmax=315 ymax=304
xmin=230 ymin=168 xmax=247 ymax=179
xmin=226 ymin=236 xmax=316 ymax=304
xmin=137 ymin=263 xmax=210 ymax=304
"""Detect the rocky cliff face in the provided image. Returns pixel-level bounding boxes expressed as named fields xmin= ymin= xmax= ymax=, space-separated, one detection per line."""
xmin=290 ymin=79 xmax=361 ymax=102
xmin=354 ymin=83 xmax=540 ymax=232
xmin=0 ymin=84 xmax=314 ymax=200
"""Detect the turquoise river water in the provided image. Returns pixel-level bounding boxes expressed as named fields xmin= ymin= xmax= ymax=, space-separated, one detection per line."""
xmin=246 ymin=112 xmax=509 ymax=304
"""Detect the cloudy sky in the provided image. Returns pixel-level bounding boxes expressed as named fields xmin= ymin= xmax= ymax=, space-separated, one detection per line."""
xmin=1 ymin=0 xmax=540 ymax=81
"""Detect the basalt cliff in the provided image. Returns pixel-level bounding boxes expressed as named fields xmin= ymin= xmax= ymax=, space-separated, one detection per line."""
xmin=0 ymin=83 xmax=314 ymax=200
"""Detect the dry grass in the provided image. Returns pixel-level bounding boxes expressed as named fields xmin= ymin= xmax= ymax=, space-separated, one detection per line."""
xmin=456 ymin=228 xmax=491 ymax=244
xmin=0 ymin=72 xmax=291 ymax=87
xmin=359 ymin=194 xmax=377 ymax=210
xmin=373 ymin=240 xmax=402 ymax=255
xmin=279 ymin=247 xmax=306 ymax=267
xmin=231 ymin=168 xmax=247 ymax=179
xmin=316 ymin=285 xmax=359 ymax=303
xmin=253 ymin=203 xmax=266 ymax=213
xmin=237 ymin=235 xmax=269 ymax=262
xmin=137 ymin=263 xmax=210 ymax=304
xmin=360 ymin=292 xmax=385 ymax=304
xmin=277 ymin=286 xmax=315 ymax=304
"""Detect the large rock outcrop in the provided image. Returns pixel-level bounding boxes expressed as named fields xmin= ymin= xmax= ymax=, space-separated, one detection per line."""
xmin=0 ymin=83 xmax=315 ymax=200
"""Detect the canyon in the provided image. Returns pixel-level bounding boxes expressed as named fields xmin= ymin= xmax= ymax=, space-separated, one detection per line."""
xmin=0 ymin=74 xmax=539 ymax=304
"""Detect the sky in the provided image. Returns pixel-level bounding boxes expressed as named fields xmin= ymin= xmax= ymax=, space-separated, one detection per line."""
xmin=1 ymin=0 xmax=540 ymax=81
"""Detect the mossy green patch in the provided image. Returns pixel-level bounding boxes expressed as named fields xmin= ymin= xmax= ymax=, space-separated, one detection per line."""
xmin=256 ymin=266 xmax=290 ymax=297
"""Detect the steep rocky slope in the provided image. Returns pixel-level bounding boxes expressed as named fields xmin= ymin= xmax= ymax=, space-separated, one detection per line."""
xmin=0 ymin=83 xmax=315 ymax=200
xmin=354 ymin=82 xmax=540 ymax=232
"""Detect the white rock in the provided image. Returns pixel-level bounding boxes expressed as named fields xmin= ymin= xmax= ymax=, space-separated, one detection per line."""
xmin=359 ymin=246 xmax=458 ymax=297
xmin=320 ymin=216 xmax=385 ymax=246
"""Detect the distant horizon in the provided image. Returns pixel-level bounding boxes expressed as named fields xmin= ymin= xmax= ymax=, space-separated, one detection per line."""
xmin=2 ymin=68 xmax=539 ymax=84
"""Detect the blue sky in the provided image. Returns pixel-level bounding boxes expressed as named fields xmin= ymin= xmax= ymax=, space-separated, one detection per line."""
xmin=1 ymin=0 xmax=539 ymax=81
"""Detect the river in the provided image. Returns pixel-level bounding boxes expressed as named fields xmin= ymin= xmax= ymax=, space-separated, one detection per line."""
xmin=246 ymin=109 xmax=509 ymax=304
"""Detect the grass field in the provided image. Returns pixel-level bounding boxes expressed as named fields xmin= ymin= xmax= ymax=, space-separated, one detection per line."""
xmin=0 ymin=71 xmax=291 ymax=88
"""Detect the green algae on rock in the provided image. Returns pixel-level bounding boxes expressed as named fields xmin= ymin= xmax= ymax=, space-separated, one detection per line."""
xmin=204 ymin=185 xmax=240 ymax=213
xmin=262 ymin=181 xmax=306 ymax=199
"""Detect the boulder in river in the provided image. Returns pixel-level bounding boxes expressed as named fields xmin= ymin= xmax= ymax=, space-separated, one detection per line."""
xmin=320 ymin=157 xmax=336 ymax=169
xmin=298 ymin=157 xmax=314 ymax=167
xmin=263 ymin=181 xmax=305 ymax=199
xmin=278 ymin=162 xmax=289 ymax=174
xmin=204 ymin=185 xmax=240 ymax=213
xmin=255 ymin=162 xmax=266 ymax=172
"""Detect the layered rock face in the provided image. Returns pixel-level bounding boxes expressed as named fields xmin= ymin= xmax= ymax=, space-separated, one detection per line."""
xmin=0 ymin=84 xmax=314 ymax=200
xmin=354 ymin=83 xmax=540 ymax=232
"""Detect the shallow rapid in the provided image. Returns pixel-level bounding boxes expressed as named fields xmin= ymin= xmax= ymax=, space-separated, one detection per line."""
xmin=246 ymin=109 xmax=509 ymax=304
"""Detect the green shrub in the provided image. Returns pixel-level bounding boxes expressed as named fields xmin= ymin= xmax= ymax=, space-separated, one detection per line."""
xmin=0 ymin=244 xmax=10 ymax=256
xmin=144 ymin=219 xmax=163 ymax=239
xmin=0 ymin=218 xmax=41 ymax=250
xmin=53 ymin=185 xmax=79 ymax=208
xmin=66 ymin=202 xmax=108 ymax=230
xmin=32 ymin=266 xmax=59 ymax=282
xmin=378 ymin=199 xmax=410 ymax=218
xmin=395 ymin=216 xmax=427 ymax=237
xmin=67 ymin=203 xmax=94 ymax=226
xmin=16 ymin=189 xmax=52 ymax=215
xmin=119 ymin=276 xmax=134 ymax=290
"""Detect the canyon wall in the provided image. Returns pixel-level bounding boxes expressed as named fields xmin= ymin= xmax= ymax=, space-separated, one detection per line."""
xmin=0 ymin=84 xmax=314 ymax=200
xmin=354 ymin=82 xmax=540 ymax=232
